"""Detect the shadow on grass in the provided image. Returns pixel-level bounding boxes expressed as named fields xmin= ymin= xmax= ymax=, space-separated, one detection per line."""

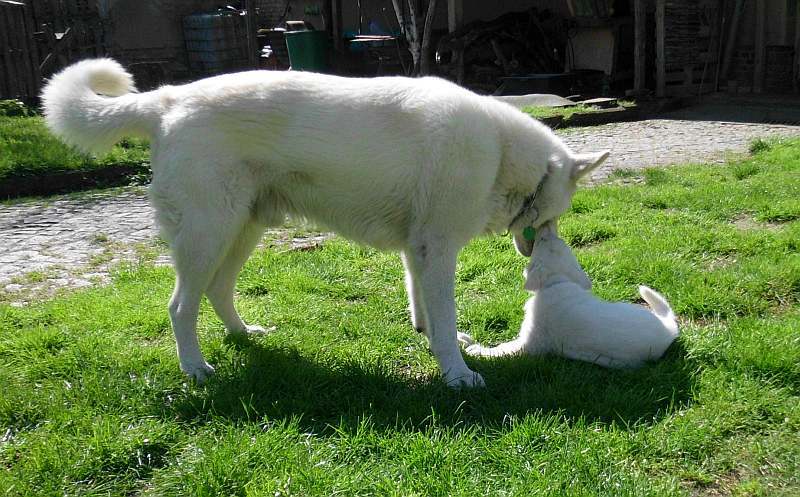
xmin=166 ymin=334 xmax=697 ymax=435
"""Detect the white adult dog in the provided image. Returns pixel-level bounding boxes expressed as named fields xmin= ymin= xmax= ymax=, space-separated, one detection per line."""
xmin=41 ymin=59 xmax=609 ymax=387
xmin=460 ymin=222 xmax=679 ymax=368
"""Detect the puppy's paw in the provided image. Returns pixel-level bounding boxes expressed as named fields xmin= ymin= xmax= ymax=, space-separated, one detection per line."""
xmin=244 ymin=324 xmax=276 ymax=334
xmin=444 ymin=367 xmax=485 ymax=389
xmin=228 ymin=324 xmax=276 ymax=335
xmin=457 ymin=331 xmax=475 ymax=347
xmin=181 ymin=361 xmax=215 ymax=384
xmin=464 ymin=344 xmax=486 ymax=357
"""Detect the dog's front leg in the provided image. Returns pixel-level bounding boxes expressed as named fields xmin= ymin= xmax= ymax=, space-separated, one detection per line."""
xmin=405 ymin=242 xmax=485 ymax=388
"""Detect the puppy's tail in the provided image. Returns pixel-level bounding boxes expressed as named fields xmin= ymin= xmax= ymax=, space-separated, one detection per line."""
xmin=639 ymin=285 xmax=680 ymax=337
xmin=41 ymin=58 xmax=161 ymax=155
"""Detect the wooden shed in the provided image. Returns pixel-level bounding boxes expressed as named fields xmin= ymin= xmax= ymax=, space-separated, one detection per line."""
xmin=633 ymin=0 xmax=800 ymax=96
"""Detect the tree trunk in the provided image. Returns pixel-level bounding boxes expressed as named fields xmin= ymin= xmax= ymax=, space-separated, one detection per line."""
xmin=419 ymin=0 xmax=438 ymax=75
xmin=392 ymin=0 xmax=438 ymax=76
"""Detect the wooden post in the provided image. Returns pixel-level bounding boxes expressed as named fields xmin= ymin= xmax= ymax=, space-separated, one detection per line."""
xmin=794 ymin=0 xmax=800 ymax=92
xmin=753 ymin=0 xmax=766 ymax=93
xmin=0 ymin=3 xmax=20 ymax=98
xmin=20 ymin=1 xmax=40 ymax=98
xmin=634 ymin=0 xmax=646 ymax=91
xmin=720 ymin=0 xmax=745 ymax=87
xmin=330 ymin=0 xmax=342 ymax=51
xmin=656 ymin=0 xmax=665 ymax=97
xmin=419 ymin=0 xmax=438 ymax=76
xmin=244 ymin=0 xmax=257 ymax=69
xmin=447 ymin=0 xmax=462 ymax=33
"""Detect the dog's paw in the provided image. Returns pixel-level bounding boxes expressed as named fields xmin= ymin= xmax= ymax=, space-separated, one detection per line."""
xmin=181 ymin=361 xmax=215 ymax=384
xmin=444 ymin=368 xmax=485 ymax=389
xmin=457 ymin=331 xmax=474 ymax=347
xmin=229 ymin=324 xmax=276 ymax=335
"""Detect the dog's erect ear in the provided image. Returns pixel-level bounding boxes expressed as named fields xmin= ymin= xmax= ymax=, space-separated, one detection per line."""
xmin=571 ymin=151 xmax=610 ymax=180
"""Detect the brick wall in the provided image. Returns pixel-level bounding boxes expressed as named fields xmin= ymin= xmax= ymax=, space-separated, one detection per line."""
xmin=765 ymin=46 xmax=794 ymax=93
xmin=729 ymin=45 xmax=795 ymax=93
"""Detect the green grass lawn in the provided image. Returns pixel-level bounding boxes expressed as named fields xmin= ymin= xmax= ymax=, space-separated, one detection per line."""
xmin=1 ymin=140 xmax=799 ymax=496
xmin=0 ymin=113 xmax=149 ymax=182
xmin=522 ymin=100 xmax=636 ymax=120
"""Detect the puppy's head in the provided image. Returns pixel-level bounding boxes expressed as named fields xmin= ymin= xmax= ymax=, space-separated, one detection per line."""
xmin=523 ymin=221 xmax=592 ymax=292
xmin=512 ymin=150 xmax=609 ymax=257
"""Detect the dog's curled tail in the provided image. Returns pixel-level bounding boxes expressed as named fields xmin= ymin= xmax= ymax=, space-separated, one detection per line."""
xmin=639 ymin=285 xmax=680 ymax=337
xmin=41 ymin=58 xmax=160 ymax=155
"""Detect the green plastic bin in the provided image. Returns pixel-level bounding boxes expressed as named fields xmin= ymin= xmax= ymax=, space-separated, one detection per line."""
xmin=284 ymin=30 xmax=328 ymax=72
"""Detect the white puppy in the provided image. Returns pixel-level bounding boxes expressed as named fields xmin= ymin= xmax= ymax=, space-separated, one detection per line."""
xmin=41 ymin=59 xmax=609 ymax=387
xmin=461 ymin=222 xmax=679 ymax=368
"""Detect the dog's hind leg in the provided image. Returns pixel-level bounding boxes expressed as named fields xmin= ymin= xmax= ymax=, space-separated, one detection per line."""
xmin=164 ymin=202 xmax=250 ymax=383
xmin=401 ymin=251 xmax=427 ymax=334
xmin=206 ymin=218 xmax=267 ymax=334
xmin=404 ymin=240 xmax=485 ymax=388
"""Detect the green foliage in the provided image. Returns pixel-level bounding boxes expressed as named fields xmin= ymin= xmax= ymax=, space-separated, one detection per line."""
xmin=0 ymin=99 xmax=34 ymax=117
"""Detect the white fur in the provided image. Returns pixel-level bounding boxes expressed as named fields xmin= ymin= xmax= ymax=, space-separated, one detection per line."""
xmin=462 ymin=222 xmax=679 ymax=367
xmin=41 ymin=59 xmax=609 ymax=387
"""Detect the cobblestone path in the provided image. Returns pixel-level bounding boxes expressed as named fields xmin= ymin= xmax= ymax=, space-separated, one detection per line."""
xmin=566 ymin=119 xmax=798 ymax=181
xmin=1 ymin=117 xmax=797 ymax=303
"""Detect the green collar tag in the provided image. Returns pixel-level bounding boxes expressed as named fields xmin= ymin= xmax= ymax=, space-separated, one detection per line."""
xmin=523 ymin=226 xmax=536 ymax=241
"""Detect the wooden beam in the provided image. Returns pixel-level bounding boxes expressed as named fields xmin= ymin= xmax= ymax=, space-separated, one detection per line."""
xmin=656 ymin=0 xmax=665 ymax=97
xmin=634 ymin=0 xmax=646 ymax=91
xmin=243 ymin=0 xmax=257 ymax=69
xmin=720 ymin=0 xmax=745 ymax=86
xmin=20 ymin=1 xmax=40 ymax=98
xmin=753 ymin=0 xmax=766 ymax=93
xmin=330 ymin=0 xmax=342 ymax=51
xmin=0 ymin=4 xmax=20 ymax=98
xmin=447 ymin=0 xmax=463 ymax=33
xmin=794 ymin=0 xmax=800 ymax=92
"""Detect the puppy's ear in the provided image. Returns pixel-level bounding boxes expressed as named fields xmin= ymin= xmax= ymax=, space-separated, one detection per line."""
xmin=571 ymin=151 xmax=610 ymax=180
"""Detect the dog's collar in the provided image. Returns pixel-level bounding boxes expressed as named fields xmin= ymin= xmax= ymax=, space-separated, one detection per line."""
xmin=509 ymin=175 xmax=546 ymax=231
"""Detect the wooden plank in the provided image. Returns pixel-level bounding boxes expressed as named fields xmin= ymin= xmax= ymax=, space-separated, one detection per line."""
xmin=447 ymin=0 xmax=463 ymax=33
xmin=329 ymin=0 xmax=342 ymax=51
xmin=656 ymin=0 xmax=665 ymax=97
xmin=243 ymin=0 xmax=257 ymax=69
xmin=0 ymin=5 xmax=7 ymax=97
xmin=9 ymin=6 xmax=31 ymax=97
xmin=795 ymin=0 xmax=800 ymax=92
xmin=683 ymin=65 xmax=693 ymax=86
xmin=0 ymin=4 xmax=21 ymax=98
xmin=19 ymin=2 xmax=40 ymax=98
xmin=720 ymin=0 xmax=744 ymax=84
xmin=634 ymin=0 xmax=646 ymax=91
xmin=753 ymin=0 xmax=765 ymax=93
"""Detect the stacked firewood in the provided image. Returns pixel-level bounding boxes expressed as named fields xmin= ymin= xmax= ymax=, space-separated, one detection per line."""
xmin=435 ymin=9 xmax=564 ymax=92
